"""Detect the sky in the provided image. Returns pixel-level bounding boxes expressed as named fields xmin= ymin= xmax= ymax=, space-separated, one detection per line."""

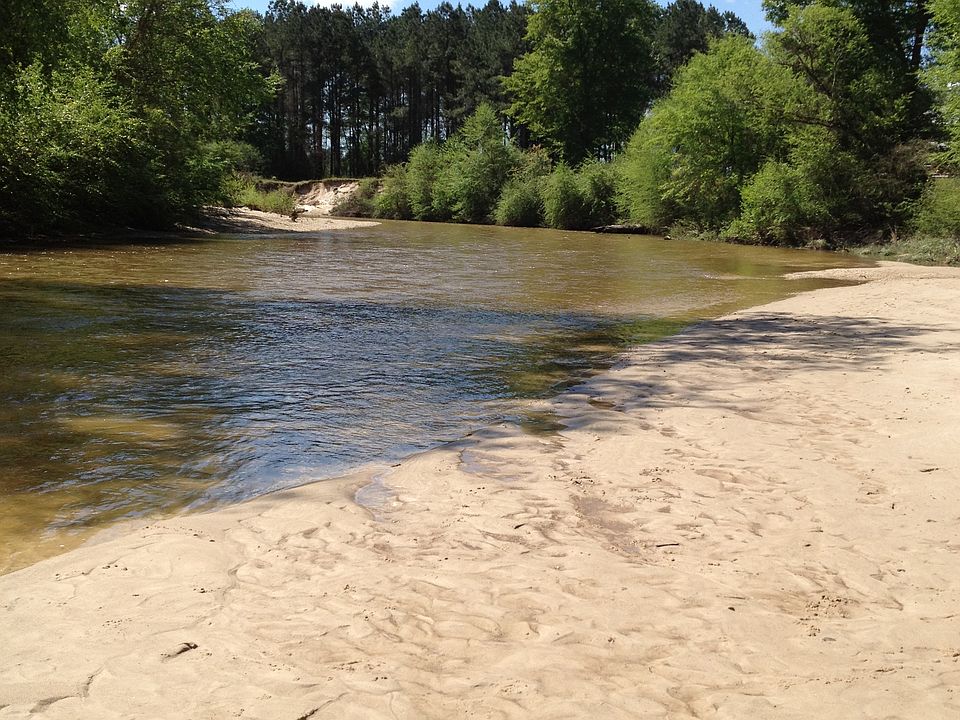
xmin=228 ymin=0 xmax=773 ymax=36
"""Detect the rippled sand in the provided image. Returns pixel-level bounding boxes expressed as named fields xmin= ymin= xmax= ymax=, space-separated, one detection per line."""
xmin=2 ymin=261 xmax=959 ymax=718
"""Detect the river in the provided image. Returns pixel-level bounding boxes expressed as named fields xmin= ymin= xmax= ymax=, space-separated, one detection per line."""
xmin=0 ymin=220 xmax=869 ymax=572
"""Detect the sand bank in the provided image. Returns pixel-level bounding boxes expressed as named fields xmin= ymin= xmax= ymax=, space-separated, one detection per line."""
xmin=190 ymin=206 xmax=378 ymax=234
xmin=2 ymin=261 xmax=959 ymax=719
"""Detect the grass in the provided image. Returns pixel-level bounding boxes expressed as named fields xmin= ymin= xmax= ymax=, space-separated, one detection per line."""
xmin=853 ymin=234 xmax=960 ymax=266
xmin=225 ymin=174 xmax=297 ymax=216
xmin=853 ymin=177 xmax=960 ymax=266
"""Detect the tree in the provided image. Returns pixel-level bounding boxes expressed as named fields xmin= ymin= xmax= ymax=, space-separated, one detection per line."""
xmin=432 ymin=103 xmax=521 ymax=222
xmin=763 ymin=0 xmax=933 ymax=132
xmin=621 ymin=36 xmax=796 ymax=229
xmin=652 ymin=0 xmax=752 ymax=94
xmin=928 ymin=0 xmax=960 ymax=162
xmin=0 ymin=0 xmax=274 ymax=234
xmin=109 ymin=1 xmax=274 ymax=212
xmin=619 ymin=4 xmax=926 ymax=243
xmin=252 ymin=1 xmax=531 ymax=179
xmin=0 ymin=64 xmax=145 ymax=231
xmin=768 ymin=3 xmax=909 ymax=155
xmin=504 ymin=0 xmax=657 ymax=163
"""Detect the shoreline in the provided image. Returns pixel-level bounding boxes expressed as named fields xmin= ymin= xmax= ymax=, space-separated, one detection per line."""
xmin=0 ymin=207 xmax=378 ymax=247
xmin=185 ymin=206 xmax=379 ymax=235
xmin=2 ymin=261 xmax=960 ymax=717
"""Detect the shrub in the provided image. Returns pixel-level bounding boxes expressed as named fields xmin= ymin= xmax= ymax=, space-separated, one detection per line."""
xmin=428 ymin=104 xmax=521 ymax=223
xmin=229 ymin=175 xmax=296 ymax=215
xmin=374 ymin=165 xmax=412 ymax=219
xmin=495 ymin=176 xmax=544 ymax=226
xmin=445 ymin=145 xmax=520 ymax=224
xmin=406 ymin=142 xmax=445 ymax=220
xmin=729 ymin=161 xmax=826 ymax=244
xmin=542 ymin=164 xmax=588 ymax=229
xmin=205 ymin=140 xmax=263 ymax=175
xmin=578 ymin=160 xmax=619 ymax=227
xmin=731 ymin=133 xmax=926 ymax=245
xmin=331 ymin=178 xmax=378 ymax=217
xmin=455 ymin=105 xmax=521 ymax=223
xmin=912 ymin=177 xmax=960 ymax=237
xmin=0 ymin=64 xmax=148 ymax=233
xmin=615 ymin=123 xmax=671 ymax=228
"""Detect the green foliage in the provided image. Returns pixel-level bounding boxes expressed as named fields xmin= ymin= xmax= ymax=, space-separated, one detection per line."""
xmin=912 ymin=177 xmax=960 ymax=237
xmin=254 ymin=0 xmax=533 ymax=178
xmin=856 ymin=233 xmax=960 ymax=266
xmin=615 ymin=123 xmax=671 ymax=227
xmin=578 ymin=161 xmax=620 ymax=227
xmin=542 ymin=164 xmax=591 ymax=229
xmin=0 ymin=0 xmax=274 ymax=235
xmin=5 ymin=0 xmax=949 ymax=249
xmin=763 ymin=0 xmax=933 ymax=133
xmin=111 ymin=1 xmax=270 ymax=140
xmin=618 ymin=5 xmax=928 ymax=246
xmin=110 ymin=1 xmax=274 ymax=217
xmin=386 ymin=105 xmax=520 ymax=224
xmin=929 ymin=0 xmax=960 ymax=163
xmin=494 ymin=147 xmax=551 ymax=226
xmin=623 ymin=37 xmax=794 ymax=230
xmin=228 ymin=176 xmax=296 ymax=216
xmin=437 ymin=104 xmax=522 ymax=223
xmin=206 ymin=140 xmax=263 ymax=175
xmin=0 ymin=64 xmax=147 ymax=232
xmin=730 ymin=162 xmax=829 ymax=244
xmin=330 ymin=179 xmax=379 ymax=217
xmin=539 ymin=161 xmax=623 ymax=230
xmin=652 ymin=0 xmax=752 ymax=93
xmin=504 ymin=0 xmax=658 ymax=163
xmin=250 ymin=1 xmax=750 ymax=178
xmin=370 ymin=105 xmax=623 ymax=231
xmin=0 ymin=0 xmax=109 ymax=86
xmin=495 ymin=177 xmax=545 ymax=227
xmin=406 ymin=143 xmax=445 ymax=221
xmin=769 ymin=3 xmax=907 ymax=155
xmin=374 ymin=165 xmax=412 ymax=219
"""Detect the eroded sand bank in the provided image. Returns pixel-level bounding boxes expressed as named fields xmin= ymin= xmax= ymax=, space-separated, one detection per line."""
xmin=2 ymin=261 xmax=959 ymax=719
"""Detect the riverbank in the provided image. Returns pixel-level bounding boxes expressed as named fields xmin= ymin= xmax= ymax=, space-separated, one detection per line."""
xmin=189 ymin=205 xmax=378 ymax=234
xmin=2 ymin=261 xmax=959 ymax=718
xmin=0 ymin=207 xmax=377 ymax=247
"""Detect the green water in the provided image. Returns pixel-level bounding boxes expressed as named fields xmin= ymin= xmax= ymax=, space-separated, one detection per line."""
xmin=0 ymin=220 xmax=870 ymax=572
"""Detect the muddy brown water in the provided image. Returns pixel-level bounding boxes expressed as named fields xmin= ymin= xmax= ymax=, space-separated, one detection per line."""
xmin=0 ymin=220 xmax=870 ymax=572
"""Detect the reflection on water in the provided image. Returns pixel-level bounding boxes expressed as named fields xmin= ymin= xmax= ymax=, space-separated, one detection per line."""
xmin=0 ymin=221 xmax=870 ymax=572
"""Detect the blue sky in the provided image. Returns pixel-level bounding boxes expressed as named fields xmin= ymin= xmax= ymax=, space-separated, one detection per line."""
xmin=228 ymin=0 xmax=773 ymax=36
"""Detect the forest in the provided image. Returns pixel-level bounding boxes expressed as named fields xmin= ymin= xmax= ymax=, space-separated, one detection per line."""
xmin=1 ymin=0 xmax=959 ymax=256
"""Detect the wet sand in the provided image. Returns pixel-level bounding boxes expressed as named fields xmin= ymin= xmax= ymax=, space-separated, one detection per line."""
xmin=2 ymin=261 xmax=959 ymax=718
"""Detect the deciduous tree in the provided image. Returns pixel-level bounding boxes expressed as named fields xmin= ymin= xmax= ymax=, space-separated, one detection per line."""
xmin=504 ymin=0 xmax=658 ymax=163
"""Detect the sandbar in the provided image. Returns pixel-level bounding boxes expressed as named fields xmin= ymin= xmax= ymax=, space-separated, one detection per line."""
xmin=189 ymin=206 xmax=378 ymax=234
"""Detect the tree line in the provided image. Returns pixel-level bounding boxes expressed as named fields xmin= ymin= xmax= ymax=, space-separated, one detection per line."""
xmin=349 ymin=0 xmax=960 ymax=253
xmin=0 ymin=0 xmax=272 ymax=234
xmin=1 ymin=0 xmax=958 ymax=251
xmin=251 ymin=0 xmax=750 ymax=179
xmin=250 ymin=0 xmax=530 ymax=179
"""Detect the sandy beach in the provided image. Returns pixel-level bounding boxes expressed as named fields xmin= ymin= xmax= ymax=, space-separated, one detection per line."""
xmin=2 ymin=260 xmax=959 ymax=719
xmin=189 ymin=206 xmax=379 ymax=234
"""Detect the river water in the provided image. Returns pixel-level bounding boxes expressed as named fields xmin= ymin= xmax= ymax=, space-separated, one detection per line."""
xmin=0 ymin=220 xmax=869 ymax=571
